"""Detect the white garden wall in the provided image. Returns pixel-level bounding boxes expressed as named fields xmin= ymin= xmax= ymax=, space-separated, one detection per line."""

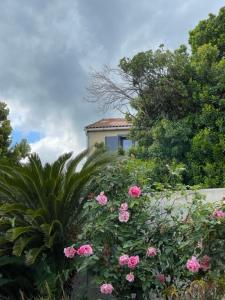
xmin=197 ymin=188 xmax=225 ymax=202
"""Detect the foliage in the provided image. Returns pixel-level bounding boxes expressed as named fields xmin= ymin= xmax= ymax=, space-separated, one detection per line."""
xmin=187 ymin=127 xmax=225 ymax=187
xmin=0 ymin=101 xmax=31 ymax=162
xmin=126 ymin=37 xmax=225 ymax=188
xmin=189 ymin=6 xmax=225 ymax=58
xmin=78 ymin=183 xmax=225 ymax=300
xmin=0 ymin=102 xmax=12 ymax=157
xmin=87 ymin=7 xmax=225 ymax=188
xmin=86 ymin=157 xmax=185 ymax=200
xmin=120 ymin=45 xmax=195 ymax=122
xmin=0 ymin=255 xmax=36 ymax=299
xmin=0 ymin=149 xmax=112 ymax=298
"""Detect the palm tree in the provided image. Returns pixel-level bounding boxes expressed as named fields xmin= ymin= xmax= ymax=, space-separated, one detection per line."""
xmin=0 ymin=149 xmax=112 ymax=296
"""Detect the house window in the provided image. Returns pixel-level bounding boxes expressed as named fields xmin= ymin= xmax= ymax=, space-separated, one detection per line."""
xmin=105 ymin=136 xmax=133 ymax=152
xmin=105 ymin=136 xmax=119 ymax=152
xmin=119 ymin=136 xmax=133 ymax=151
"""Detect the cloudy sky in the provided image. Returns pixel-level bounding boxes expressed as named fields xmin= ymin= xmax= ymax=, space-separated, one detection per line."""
xmin=0 ymin=0 xmax=224 ymax=162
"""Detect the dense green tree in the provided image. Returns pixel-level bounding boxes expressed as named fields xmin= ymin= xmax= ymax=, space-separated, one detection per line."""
xmin=121 ymin=45 xmax=196 ymax=122
xmin=10 ymin=138 xmax=31 ymax=161
xmin=0 ymin=101 xmax=31 ymax=162
xmin=0 ymin=102 xmax=12 ymax=157
xmin=187 ymin=12 xmax=225 ymax=186
xmin=189 ymin=6 xmax=225 ymax=58
xmin=87 ymin=7 xmax=225 ymax=187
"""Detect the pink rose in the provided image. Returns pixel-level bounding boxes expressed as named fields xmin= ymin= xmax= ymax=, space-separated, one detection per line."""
xmin=119 ymin=254 xmax=129 ymax=266
xmin=96 ymin=192 xmax=108 ymax=205
xmin=120 ymin=202 xmax=128 ymax=212
xmin=128 ymin=256 xmax=140 ymax=269
xmin=126 ymin=273 xmax=135 ymax=282
xmin=186 ymin=256 xmax=201 ymax=273
xmin=146 ymin=247 xmax=157 ymax=257
xmin=200 ymin=255 xmax=210 ymax=271
xmin=100 ymin=283 xmax=114 ymax=294
xmin=77 ymin=244 xmax=93 ymax=256
xmin=213 ymin=209 xmax=225 ymax=218
xmin=128 ymin=186 xmax=141 ymax=198
xmin=156 ymin=273 xmax=166 ymax=283
xmin=119 ymin=211 xmax=130 ymax=222
xmin=64 ymin=246 xmax=76 ymax=258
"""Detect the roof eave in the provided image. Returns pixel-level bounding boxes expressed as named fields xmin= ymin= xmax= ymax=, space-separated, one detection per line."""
xmin=85 ymin=126 xmax=131 ymax=132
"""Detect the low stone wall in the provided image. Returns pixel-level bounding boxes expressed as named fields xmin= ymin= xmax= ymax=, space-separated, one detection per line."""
xmin=197 ymin=188 xmax=225 ymax=202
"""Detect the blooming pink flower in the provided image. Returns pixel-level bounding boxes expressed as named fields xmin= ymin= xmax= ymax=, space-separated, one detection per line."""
xmin=119 ymin=254 xmax=129 ymax=266
xmin=186 ymin=256 xmax=201 ymax=273
xmin=120 ymin=202 xmax=128 ymax=212
xmin=146 ymin=247 xmax=157 ymax=257
xmin=77 ymin=244 xmax=93 ymax=256
xmin=64 ymin=246 xmax=76 ymax=258
xmin=128 ymin=256 xmax=140 ymax=269
xmin=213 ymin=209 xmax=225 ymax=218
xmin=156 ymin=273 xmax=166 ymax=283
xmin=200 ymin=255 xmax=210 ymax=271
xmin=100 ymin=283 xmax=114 ymax=294
xmin=96 ymin=192 xmax=108 ymax=205
xmin=119 ymin=211 xmax=130 ymax=222
xmin=126 ymin=273 xmax=135 ymax=282
xmin=128 ymin=186 xmax=141 ymax=198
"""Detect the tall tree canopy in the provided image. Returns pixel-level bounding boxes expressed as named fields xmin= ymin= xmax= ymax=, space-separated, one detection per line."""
xmin=189 ymin=6 xmax=225 ymax=58
xmin=87 ymin=6 xmax=225 ymax=187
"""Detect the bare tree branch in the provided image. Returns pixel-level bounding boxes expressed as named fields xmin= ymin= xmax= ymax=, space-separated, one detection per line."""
xmin=85 ymin=65 xmax=138 ymax=113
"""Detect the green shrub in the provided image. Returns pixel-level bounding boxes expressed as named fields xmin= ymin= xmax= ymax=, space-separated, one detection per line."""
xmin=76 ymin=186 xmax=225 ymax=299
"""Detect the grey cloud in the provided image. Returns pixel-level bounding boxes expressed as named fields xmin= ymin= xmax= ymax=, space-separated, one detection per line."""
xmin=0 ymin=1 xmax=90 ymax=130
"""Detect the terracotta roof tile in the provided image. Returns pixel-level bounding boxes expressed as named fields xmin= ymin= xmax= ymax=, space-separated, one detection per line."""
xmin=86 ymin=118 xmax=132 ymax=129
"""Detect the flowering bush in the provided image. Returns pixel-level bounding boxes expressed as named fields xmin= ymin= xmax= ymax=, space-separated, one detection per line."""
xmin=65 ymin=159 xmax=225 ymax=299
xmin=75 ymin=184 xmax=225 ymax=299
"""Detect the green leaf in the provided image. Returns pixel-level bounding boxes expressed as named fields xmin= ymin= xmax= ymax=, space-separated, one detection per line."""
xmin=12 ymin=236 xmax=36 ymax=256
xmin=7 ymin=226 xmax=34 ymax=241
xmin=25 ymin=246 xmax=45 ymax=265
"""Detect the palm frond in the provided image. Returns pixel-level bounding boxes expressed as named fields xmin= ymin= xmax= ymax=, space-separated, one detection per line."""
xmin=7 ymin=226 xmax=35 ymax=242
xmin=13 ymin=236 xmax=36 ymax=256
xmin=25 ymin=246 xmax=46 ymax=265
xmin=0 ymin=149 xmax=112 ymax=275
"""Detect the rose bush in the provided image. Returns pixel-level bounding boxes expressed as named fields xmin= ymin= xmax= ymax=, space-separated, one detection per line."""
xmin=61 ymin=160 xmax=225 ymax=299
xmin=73 ymin=185 xmax=225 ymax=299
